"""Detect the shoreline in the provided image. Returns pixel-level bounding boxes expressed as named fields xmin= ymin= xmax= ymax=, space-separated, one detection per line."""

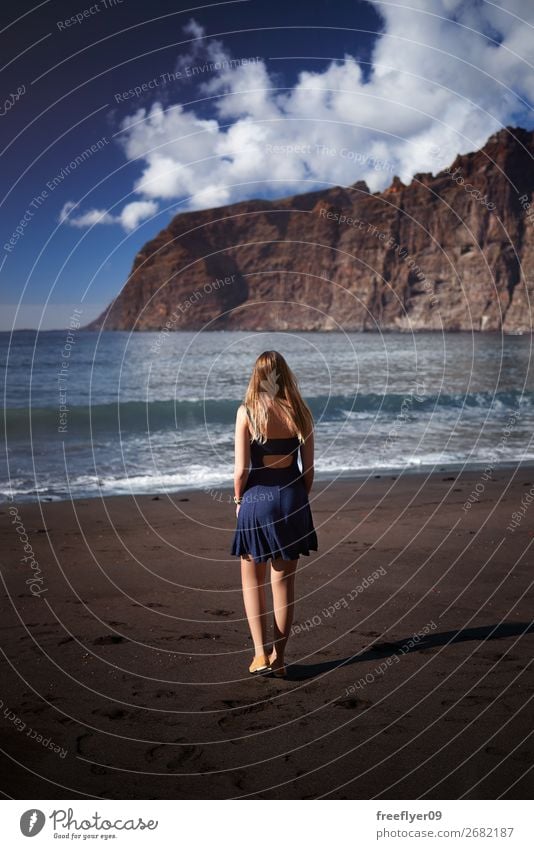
xmin=4 ymin=458 xmax=534 ymax=505
xmin=5 ymin=328 xmax=533 ymax=335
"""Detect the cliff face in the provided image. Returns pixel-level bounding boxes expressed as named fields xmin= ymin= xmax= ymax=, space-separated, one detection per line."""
xmin=85 ymin=126 xmax=534 ymax=332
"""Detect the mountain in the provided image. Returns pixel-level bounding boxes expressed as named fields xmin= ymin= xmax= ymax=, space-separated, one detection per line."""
xmin=84 ymin=126 xmax=534 ymax=333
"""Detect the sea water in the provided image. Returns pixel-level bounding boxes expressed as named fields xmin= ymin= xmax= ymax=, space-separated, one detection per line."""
xmin=1 ymin=329 xmax=533 ymax=502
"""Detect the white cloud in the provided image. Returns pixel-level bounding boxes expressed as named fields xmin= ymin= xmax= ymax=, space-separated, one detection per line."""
xmin=118 ymin=200 xmax=159 ymax=231
xmin=59 ymin=201 xmax=116 ymax=227
xmin=60 ymin=199 xmax=158 ymax=232
xmin=68 ymin=0 xmax=534 ymax=224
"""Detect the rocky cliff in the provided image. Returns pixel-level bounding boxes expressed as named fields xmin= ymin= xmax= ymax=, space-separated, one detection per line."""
xmin=84 ymin=126 xmax=534 ymax=332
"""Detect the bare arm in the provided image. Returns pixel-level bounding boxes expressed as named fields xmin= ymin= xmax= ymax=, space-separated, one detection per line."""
xmin=234 ymin=405 xmax=251 ymax=501
xmin=299 ymin=427 xmax=315 ymax=495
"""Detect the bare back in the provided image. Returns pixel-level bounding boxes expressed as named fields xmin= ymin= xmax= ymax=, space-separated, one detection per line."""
xmin=245 ymin=402 xmax=299 ymax=469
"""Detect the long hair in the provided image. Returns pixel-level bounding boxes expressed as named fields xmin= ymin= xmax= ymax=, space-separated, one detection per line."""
xmin=243 ymin=351 xmax=314 ymax=444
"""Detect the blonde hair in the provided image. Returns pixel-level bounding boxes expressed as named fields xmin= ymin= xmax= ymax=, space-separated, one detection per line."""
xmin=243 ymin=350 xmax=314 ymax=444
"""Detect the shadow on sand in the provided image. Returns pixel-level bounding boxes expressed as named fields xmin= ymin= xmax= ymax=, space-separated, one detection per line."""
xmin=281 ymin=621 xmax=534 ymax=681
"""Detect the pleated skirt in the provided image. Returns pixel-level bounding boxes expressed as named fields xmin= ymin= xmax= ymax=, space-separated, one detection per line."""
xmin=230 ymin=468 xmax=318 ymax=563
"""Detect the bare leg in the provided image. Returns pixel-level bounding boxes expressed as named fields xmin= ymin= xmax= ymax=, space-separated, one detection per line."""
xmin=240 ymin=556 xmax=268 ymax=656
xmin=269 ymin=557 xmax=298 ymax=672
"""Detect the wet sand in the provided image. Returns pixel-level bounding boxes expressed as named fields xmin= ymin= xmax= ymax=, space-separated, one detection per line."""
xmin=1 ymin=467 xmax=533 ymax=799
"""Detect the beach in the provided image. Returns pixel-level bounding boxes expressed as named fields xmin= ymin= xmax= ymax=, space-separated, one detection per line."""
xmin=1 ymin=466 xmax=533 ymax=800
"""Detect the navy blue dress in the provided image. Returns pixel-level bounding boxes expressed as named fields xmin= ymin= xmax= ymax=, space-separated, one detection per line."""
xmin=231 ymin=433 xmax=318 ymax=563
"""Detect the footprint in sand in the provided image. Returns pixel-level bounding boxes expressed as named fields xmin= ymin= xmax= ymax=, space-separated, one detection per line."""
xmin=93 ymin=635 xmax=128 ymax=645
xmin=336 ymin=697 xmax=372 ymax=710
xmin=144 ymin=743 xmax=202 ymax=766
xmin=90 ymin=765 xmax=111 ymax=775
xmin=92 ymin=707 xmax=128 ymax=720
xmin=177 ymin=633 xmax=221 ymax=641
xmin=485 ymin=745 xmax=506 ymax=757
xmin=216 ymin=700 xmax=268 ymax=729
xmin=75 ymin=732 xmax=94 ymax=756
xmin=221 ymin=699 xmax=267 ymax=713
xmin=165 ymin=749 xmax=203 ymax=769
xmin=203 ymin=609 xmax=235 ymax=617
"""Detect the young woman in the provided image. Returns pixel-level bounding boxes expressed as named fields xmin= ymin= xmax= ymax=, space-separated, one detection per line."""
xmin=230 ymin=351 xmax=318 ymax=677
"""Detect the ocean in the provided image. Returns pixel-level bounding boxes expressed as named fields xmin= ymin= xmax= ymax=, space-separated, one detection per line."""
xmin=1 ymin=329 xmax=533 ymax=502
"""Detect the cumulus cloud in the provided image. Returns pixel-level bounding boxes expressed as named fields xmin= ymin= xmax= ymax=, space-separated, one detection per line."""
xmin=117 ymin=200 xmax=160 ymax=231
xmin=60 ymin=199 xmax=158 ymax=231
xmin=68 ymin=0 xmax=534 ymax=224
xmin=59 ymin=201 xmax=116 ymax=228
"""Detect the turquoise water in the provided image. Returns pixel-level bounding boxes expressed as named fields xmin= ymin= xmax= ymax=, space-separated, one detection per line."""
xmin=1 ymin=329 xmax=533 ymax=501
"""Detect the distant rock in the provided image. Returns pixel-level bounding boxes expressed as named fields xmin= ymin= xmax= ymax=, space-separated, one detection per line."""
xmin=83 ymin=126 xmax=534 ymax=333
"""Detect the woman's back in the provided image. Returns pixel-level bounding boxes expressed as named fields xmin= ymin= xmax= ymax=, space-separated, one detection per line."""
xmin=233 ymin=396 xmax=317 ymax=560
xmin=245 ymin=403 xmax=300 ymax=470
xmin=245 ymin=401 xmax=297 ymax=438
xmin=230 ymin=349 xmax=318 ymax=677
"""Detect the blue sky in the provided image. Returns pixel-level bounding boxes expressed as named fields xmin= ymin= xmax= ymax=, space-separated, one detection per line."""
xmin=1 ymin=0 xmax=533 ymax=329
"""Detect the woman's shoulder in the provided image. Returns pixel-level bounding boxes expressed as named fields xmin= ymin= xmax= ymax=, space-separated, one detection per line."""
xmin=236 ymin=404 xmax=252 ymax=429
